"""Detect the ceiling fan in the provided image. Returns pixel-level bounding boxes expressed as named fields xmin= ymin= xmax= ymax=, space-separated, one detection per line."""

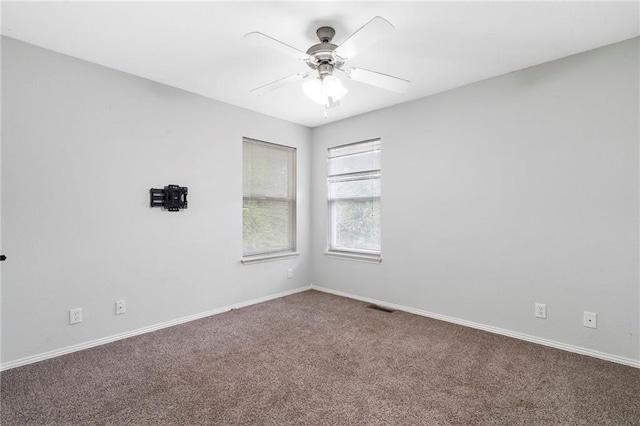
xmin=245 ymin=16 xmax=410 ymax=110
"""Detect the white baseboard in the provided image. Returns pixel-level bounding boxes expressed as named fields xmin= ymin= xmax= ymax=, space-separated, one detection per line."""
xmin=4 ymin=284 xmax=637 ymax=371
xmin=310 ymin=284 xmax=640 ymax=369
xmin=0 ymin=285 xmax=312 ymax=372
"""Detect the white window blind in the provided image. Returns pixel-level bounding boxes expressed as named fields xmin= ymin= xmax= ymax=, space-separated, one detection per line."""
xmin=327 ymin=139 xmax=381 ymax=258
xmin=243 ymin=138 xmax=296 ymax=258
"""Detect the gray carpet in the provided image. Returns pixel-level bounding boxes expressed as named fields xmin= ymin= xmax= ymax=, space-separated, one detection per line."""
xmin=2 ymin=290 xmax=639 ymax=425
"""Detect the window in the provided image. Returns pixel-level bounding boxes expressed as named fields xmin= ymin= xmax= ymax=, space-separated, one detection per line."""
xmin=327 ymin=139 xmax=381 ymax=262
xmin=243 ymin=138 xmax=296 ymax=262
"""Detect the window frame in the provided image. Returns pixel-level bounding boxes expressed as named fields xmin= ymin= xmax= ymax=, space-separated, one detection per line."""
xmin=326 ymin=139 xmax=382 ymax=264
xmin=242 ymin=137 xmax=298 ymax=264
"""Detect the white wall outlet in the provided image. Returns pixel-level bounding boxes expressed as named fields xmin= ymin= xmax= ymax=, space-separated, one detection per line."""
xmin=116 ymin=300 xmax=126 ymax=315
xmin=583 ymin=311 xmax=597 ymax=329
xmin=287 ymin=269 xmax=293 ymax=279
xmin=69 ymin=308 xmax=82 ymax=324
xmin=535 ymin=303 xmax=547 ymax=319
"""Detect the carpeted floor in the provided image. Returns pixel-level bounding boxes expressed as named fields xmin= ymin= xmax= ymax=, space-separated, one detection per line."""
xmin=1 ymin=290 xmax=639 ymax=425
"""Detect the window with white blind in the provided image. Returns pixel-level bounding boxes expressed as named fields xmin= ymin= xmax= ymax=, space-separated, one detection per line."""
xmin=242 ymin=138 xmax=296 ymax=262
xmin=327 ymin=139 xmax=381 ymax=262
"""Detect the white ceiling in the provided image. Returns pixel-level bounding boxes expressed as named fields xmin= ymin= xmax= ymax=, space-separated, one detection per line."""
xmin=2 ymin=1 xmax=639 ymax=128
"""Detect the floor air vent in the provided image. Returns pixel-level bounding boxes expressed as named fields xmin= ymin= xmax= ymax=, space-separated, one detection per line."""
xmin=367 ymin=304 xmax=394 ymax=313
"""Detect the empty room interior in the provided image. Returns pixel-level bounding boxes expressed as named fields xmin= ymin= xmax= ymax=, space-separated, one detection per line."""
xmin=1 ymin=1 xmax=639 ymax=424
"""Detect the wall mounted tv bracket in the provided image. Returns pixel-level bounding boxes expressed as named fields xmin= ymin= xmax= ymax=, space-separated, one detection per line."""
xmin=150 ymin=185 xmax=188 ymax=212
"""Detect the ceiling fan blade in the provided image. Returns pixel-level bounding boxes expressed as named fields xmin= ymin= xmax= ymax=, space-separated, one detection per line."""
xmin=333 ymin=16 xmax=394 ymax=61
xmin=244 ymin=32 xmax=309 ymax=61
xmin=342 ymin=67 xmax=410 ymax=93
xmin=250 ymin=73 xmax=309 ymax=96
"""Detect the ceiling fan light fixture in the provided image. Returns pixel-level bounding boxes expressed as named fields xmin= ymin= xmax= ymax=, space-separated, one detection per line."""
xmin=303 ymin=75 xmax=348 ymax=105
xmin=303 ymin=78 xmax=326 ymax=104
xmin=323 ymin=75 xmax=348 ymax=101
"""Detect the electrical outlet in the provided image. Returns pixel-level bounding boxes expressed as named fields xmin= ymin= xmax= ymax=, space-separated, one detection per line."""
xmin=287 ymin=269 xmax=293 ymax=279
xmin=535 ymin=303 xmax=547 ymax=319
xmin=583 ymin=311 xmax=597 ymax=329
xmin=70 ymin=308 xmax=82 ymax=325
xmin=116 ymin=300 xmax=126 ymax=315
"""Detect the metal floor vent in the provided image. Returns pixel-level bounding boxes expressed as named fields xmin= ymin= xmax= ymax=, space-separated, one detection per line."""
xmin=367 ymin=304 xmax=394 ymax=313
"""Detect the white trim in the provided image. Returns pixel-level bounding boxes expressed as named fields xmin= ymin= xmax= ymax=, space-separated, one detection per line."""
xmin=5 ymin=284 xmax=637 ymax=371
xmin=325 ymin=251 xmax=382 ymax=264
xmin=309 ymin=284 xmax=640 ymax=369
xmin=0 ymin=285 xmax=311 ymax=372
xmin=241 ymin=251 xmax=299 ymax=265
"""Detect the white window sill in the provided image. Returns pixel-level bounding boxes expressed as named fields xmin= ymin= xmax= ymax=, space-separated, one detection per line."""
xmin=241 ymin=252 xmax=299 ymax=265
xmin=325 ymin=251 xmax=382 ymax=264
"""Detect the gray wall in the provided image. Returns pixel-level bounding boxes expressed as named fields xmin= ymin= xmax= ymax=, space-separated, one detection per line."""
xmin=310 ymin=38 xmax=639 ymax=361
xmin=1 ymin=37 xmax=312 ymax=363
xmin=2 ymin=36 xmax=639 ymax=366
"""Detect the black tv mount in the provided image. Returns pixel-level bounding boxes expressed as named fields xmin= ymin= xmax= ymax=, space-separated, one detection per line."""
xmin=150 ymin=185 xmax=188 ymax=212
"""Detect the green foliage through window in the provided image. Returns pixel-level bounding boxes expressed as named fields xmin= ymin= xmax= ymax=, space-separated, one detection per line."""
xmin=243 ymin=138 xmax=296 ymax=257
xmin=328 ymin=139 xmax=381 ymax=255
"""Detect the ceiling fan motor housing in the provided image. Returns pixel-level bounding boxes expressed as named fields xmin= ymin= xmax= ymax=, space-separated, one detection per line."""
xmin=306 ymin=26 xmax=344 ymax=76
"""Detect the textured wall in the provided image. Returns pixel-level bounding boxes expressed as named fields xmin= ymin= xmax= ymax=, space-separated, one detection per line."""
xmin=311 ymin=38 xmax=640 ymax=362
xmin=2 ymin=36 xmax=638 ymax=366
xmin=1 ymin=37 xmax=312 ymax=363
